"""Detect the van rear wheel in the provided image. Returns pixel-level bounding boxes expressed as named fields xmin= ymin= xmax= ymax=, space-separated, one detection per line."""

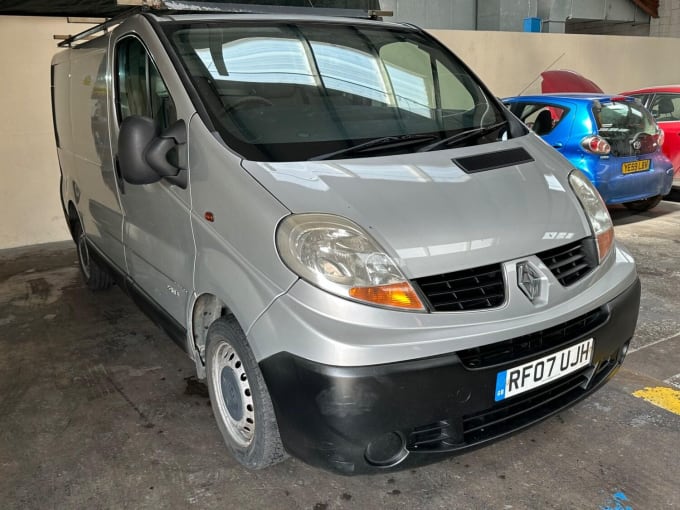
xmin=75 ymin=223 xmax=114 ymax=291
xmin=624 ymin=195 xmax=662 ymax=212
xmin=205 ymin=317 xmax=287 ymax=469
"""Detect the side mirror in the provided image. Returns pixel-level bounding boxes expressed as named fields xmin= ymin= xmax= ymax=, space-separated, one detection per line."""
xmin=118 ymin=116 xmax=187 ymax=188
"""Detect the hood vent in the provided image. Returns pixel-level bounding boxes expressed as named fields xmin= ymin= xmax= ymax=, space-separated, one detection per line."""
xmin=452 ymin=147 xmax=534 ymax=174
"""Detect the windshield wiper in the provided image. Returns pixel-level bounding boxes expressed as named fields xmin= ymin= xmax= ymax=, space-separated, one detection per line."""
xmin=416 ymin=120 xmax=509 ymax=153
xmin=309 ymin=134 xmax=438 ymax=161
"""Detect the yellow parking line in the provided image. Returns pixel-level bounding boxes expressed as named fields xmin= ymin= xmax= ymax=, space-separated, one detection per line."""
xmin=632 ymin=386 xmax=680 ymax=416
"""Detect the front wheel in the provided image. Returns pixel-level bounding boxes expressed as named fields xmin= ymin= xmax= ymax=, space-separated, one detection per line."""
xmin=205 ymin=317 xmax=287 ymax=469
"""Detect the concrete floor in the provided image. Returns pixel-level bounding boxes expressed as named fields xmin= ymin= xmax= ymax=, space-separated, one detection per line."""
xmin=1 ymin=198 xmax=679 ymax=510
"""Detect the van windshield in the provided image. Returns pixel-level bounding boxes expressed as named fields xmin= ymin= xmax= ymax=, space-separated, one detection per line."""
xmin=164 ymin=22 xmax=508 ymax=161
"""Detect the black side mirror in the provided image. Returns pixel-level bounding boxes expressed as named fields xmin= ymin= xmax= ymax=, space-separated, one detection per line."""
xmin=118 ymin=116 xmax=187 ymax=188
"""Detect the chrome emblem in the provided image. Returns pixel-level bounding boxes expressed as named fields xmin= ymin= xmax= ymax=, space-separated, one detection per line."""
xmin=632 ymin=140 xmax=642 ymax=150
xmin=517 ymin=262 xmax=541 ymax=302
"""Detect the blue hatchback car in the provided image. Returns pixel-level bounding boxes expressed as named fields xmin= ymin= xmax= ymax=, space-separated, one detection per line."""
xmin=504 ymin=94 xmax=673 ymax=211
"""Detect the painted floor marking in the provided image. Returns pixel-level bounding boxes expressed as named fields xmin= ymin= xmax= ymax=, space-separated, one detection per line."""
xmin=600 ymin=491 xmax=633 ymax=510
xmin=664 ymin=373 xmax=680 ymax=389
xmin=627 ymin=331 xmax=680 ymax=354
xmin=632 ymin=386 xmax=680 ymax=416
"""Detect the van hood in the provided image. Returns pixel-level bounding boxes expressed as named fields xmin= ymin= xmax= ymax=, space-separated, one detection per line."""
xmin=241 ymin=135 xmax=592 ymax=279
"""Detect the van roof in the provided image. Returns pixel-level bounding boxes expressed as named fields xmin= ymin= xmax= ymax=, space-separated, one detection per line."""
xmin=56 ymin=2 xmax=396 ymax=47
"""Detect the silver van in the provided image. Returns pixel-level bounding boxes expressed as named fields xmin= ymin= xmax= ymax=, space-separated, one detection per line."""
xmin=52 ymin=3 xmax=640 ymax=474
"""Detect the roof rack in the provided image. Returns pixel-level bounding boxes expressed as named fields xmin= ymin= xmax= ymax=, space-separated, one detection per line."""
xmin=56 ymin=6 xmax=143 ymax=47
xmin=56 ymin=0 xmax=392 ymax=47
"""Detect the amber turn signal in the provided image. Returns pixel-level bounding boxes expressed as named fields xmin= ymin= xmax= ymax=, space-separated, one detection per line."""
xmin=349 ymin=283 xmax=425 ymax=311
xmin=597 ymin=227 xmax=614 ymax=263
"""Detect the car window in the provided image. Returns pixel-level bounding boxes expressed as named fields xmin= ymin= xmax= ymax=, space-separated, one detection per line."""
xmin=116 ymin=36 xmax=177 ymax=130
xmin=509 ymin=103 xmax=568 ymax=136
xmin=594 ymin=100 xmax=658 ymax=157
xmin=165 ymin=22 xmax=507 ymax=162
xmin=649 ymin=94 xmax=680 ymax=122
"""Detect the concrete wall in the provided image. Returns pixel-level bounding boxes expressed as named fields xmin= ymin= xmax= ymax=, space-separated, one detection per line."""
xmin=538 ymin=0 xmax=649 ymax=33
xmin=651 ymin=0 xmax=680 ymax=37
xmin=2 ymin=16 xmax=680 ymax=249
xmin=478 ymin=0 xmax=539 ymax=32
xmin=565 ymin=19 xmax=650 ymax=37
xmin=381 ymin=0 xmax=476 ymax=30
xmin=0 ymin=17 xmax=92 ymax=249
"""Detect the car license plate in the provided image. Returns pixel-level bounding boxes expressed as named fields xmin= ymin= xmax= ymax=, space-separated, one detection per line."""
xmin=494 ymin=338 xmax=593 ymax=402
xmin=622 ymin=159 xmax=651 ymax=174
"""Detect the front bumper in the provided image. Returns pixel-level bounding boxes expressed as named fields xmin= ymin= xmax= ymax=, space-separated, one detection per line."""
xmin=259 ymin=278 xmax=640 ymax=475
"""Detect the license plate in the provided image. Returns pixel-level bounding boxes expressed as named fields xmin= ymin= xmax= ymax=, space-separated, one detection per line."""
xmin=494 ymin=338 xmax=593 ymax=402
xmin=622 ymin=159 xmax=650 ymax=174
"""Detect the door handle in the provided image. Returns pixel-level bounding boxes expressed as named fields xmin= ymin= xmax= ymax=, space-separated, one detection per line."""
xmin=552 ymin=143 xmax=563 ymax=149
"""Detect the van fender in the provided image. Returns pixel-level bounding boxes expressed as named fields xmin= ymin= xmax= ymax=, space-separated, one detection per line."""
xmin=187 ymin=223 xmax=296 ymax=378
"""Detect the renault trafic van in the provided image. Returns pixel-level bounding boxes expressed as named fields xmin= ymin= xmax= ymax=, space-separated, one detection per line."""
xmin=52 ymin=4 xmax=640 ymax=474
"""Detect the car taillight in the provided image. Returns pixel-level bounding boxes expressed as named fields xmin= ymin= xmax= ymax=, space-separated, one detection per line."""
xmin=655 ymin=129 xmax=665 ymax=147
xmin=581 ymin=135 xmax=611 ymax=155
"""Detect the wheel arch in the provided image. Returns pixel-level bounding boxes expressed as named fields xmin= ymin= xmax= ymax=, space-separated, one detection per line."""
xmin=190 ymin=292 xmax=232 ymax=377
xmin=66 ymin=201 xmax=81 ymax=241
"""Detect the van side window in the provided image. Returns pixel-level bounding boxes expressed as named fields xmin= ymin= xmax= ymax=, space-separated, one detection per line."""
xmin=116 ymin=36 xmax=177 ymax=130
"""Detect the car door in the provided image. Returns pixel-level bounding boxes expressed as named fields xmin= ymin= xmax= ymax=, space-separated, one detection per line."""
xmin=647 ymin=93 xmax=680 ymax=176
xmin=65 ymin=45 xmax=126 ymax=272
xmin=109 ymin=28 xmax=195 ymax=325
xmin=506 ymin=101 xmax=573 ymax=152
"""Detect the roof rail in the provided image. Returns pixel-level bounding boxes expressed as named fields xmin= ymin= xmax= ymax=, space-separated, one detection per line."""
xmin=123 ymin=0 xmax=390 ymax=19
xmin=56 ymin=6 xmax=143 ymax=47
xmin=56 ymin=1 xmax=392 ymax=47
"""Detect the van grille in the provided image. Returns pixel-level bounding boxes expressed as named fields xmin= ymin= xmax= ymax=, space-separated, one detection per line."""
xmin=414 ymin=264 xmax=505 ymax=312
xmin=408 ymin=420 xmax=460 ymax=450
xmin=457 ymin=306 xmax=608 ymax=369
xmin=462 ymin=369 xmax=589 ymax=443
xmin=537 ymin=239 xmax=596 ymax=286
xmin=406 ymin=356 xmax=618 ymax=452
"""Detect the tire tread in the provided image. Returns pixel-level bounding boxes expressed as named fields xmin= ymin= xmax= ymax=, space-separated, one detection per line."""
xmin=624 ymin=195 xmax=662 ymax=212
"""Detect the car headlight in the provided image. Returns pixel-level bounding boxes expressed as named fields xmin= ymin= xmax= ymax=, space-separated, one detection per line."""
xmin=276 ymin=213 xmax=425 ymax=311
xmin=568 ymin=169 xmax=614 ymax=263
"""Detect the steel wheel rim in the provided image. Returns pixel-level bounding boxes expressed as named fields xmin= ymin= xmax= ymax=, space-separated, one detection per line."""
xmin=77 ymin=232 xmax=91 ymax=279
xmin=211 ymin=340 xmax=255 ymax=448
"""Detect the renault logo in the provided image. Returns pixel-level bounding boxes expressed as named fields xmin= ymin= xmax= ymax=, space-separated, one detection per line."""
xmin=517 ymin=262 xmax=541 ymax=302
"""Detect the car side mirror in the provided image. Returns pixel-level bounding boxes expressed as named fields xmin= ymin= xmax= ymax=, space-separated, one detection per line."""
xmin=118 ymin=116 xmax=187 ymax=188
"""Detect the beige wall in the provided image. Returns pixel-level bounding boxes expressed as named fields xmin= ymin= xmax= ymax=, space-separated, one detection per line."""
xmin=1 ymin=18 xmax=680 ymax=249
xmin=431 ymin=29 xmax=680 ymax=98
xmin=0 ymin=17 xmax=93 ymax=249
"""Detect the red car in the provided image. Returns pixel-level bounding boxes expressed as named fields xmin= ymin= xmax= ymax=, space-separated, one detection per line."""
xmin=620 ymin=85 xmax=680 ymax=186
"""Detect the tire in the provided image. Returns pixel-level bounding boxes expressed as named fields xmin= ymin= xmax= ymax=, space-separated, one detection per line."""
xmin=623 ymin=195 xmax=663 ymax=212
xmin=205 ymin=317 xmax=287 ymax=469
xmin=75 ymin=223 xmax=114 ymax=291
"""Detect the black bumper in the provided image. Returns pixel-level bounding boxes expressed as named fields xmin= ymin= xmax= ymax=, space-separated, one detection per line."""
xmin=259 ymin=279 xmax=641 ymax=475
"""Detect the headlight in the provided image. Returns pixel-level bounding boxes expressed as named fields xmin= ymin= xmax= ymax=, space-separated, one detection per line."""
xmin=276 ymin=213 xmax=425 ymax=311
xmin=568 ymin=169 xmax=614 ymax=263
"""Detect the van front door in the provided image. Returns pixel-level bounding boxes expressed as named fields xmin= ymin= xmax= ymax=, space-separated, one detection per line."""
xmin=111 ymin=33 xmax=194 ymax=326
